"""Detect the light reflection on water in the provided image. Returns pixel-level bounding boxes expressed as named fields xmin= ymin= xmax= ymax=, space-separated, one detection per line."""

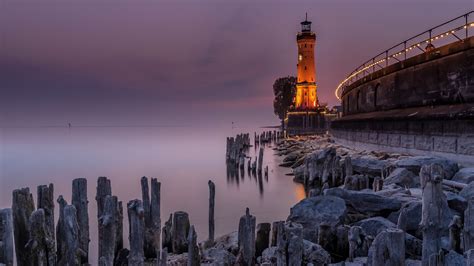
xmin=0 ymin=125 xmax=304 ymax=262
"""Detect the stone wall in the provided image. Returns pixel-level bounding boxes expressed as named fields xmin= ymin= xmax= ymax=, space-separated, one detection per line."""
xmin=330 ymin=125 xmax=474 ymax=166
xmin=341 ymin=37 xmax=474 ymax=116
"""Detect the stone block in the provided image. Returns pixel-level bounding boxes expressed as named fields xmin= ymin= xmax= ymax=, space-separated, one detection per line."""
xmin=458 ymin=136 xmax=474 ymax=155
xmin=400 ymin=134 xmax=415 ymax=149
xmin=378 ymin=133 xmax=388 ymax=146
xmin=388 ymin=134 xmax=401 ymax=147
xmin=415 ymin=135 xmax=433 ymax=151
xmin=433 ymin=136 xmax=457 ymax=153
xmin=368 ymin=132 xmax=378 ymax=144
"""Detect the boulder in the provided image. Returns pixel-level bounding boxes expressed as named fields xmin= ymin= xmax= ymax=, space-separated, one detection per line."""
xmin=405 ymin=259 xmax=422 ymax=266
xmin=443 ymin=250 xmax=465 ymax=265
xmin=303 ymin=240 xmax=331 ymax=265
xmin=446 ymin=192 xmax=468 ymax=215
xmin=324 ymin=188 xmax=402 ymax=217
xmin=287 ymin=196 xmax=347 ymax=242
xmin=353 ymin=217 xmax=396 ymax=237
xmin=460 ymin=182 xmax=474 ymax=200
xmin=211 ymin=231 xmax=239 ymax=255
xmin=395 ymin=156 xmax=459 ymax=179
xmin=166 ymin=253 xmax=188 ymax=266
xmin=384 ymin=168 xmax=419 ymax=188
xmin=258 ymin=246 xmax=277 ymax=265
xmin=351 ymin=156 xmax=388 ymax=177
xmin=293 ymin=165 xmax=306 ymax=183
xmin=452 ymin=168 xmax=474 ymax=184
xmin=387 ymin=201 xmax=422 ymax=237
xmin=328 ymin=257 xmax=367 ymax=266
xmin=201 ymin=247 xmax=236 ymax=265
xmin=353 ymin=217 xmax=422 ymax=260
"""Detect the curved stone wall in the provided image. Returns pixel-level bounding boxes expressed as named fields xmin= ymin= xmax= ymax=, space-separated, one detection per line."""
xmin=341 ymin=37 xmax=474 ymax=115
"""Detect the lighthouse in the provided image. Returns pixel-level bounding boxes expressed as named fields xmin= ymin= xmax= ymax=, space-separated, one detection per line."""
xmin=295 ymin=13 xmax=318 ymax=109
xmin=286 ymin=14 xmax=326 ymax=135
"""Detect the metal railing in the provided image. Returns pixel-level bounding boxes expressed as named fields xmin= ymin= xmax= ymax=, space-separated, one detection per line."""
xmin=335 ymin=11 xmax=474 ymax=100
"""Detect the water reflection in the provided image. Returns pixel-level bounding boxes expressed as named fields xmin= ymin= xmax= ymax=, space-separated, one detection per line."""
xmin=0 ymin=126 xmax=304 ymax=262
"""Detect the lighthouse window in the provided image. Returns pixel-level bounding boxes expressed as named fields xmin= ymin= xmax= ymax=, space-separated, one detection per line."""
xmin=305 ymin=66 xmax=307 ymax=70
xmin=305 ymin=44 xmax=307 ymax=48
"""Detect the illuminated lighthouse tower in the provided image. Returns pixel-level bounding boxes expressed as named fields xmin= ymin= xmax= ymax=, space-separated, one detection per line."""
xmin=286 ymin=14 xmax=325 ymax=134
xmin=295 ymin=14 xmax=318 ymax=109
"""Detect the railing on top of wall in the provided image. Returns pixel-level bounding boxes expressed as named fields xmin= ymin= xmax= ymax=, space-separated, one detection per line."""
xmin=335 ymin=11 xmax=474 ymax=100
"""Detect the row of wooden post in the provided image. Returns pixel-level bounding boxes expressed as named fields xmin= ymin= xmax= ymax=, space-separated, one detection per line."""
xmin=0 ymin=177 xmax=218 ymax=265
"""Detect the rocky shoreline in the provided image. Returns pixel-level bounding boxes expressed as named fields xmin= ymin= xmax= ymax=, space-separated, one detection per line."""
xmin=1 ymin=132 xmax=474 ymax=265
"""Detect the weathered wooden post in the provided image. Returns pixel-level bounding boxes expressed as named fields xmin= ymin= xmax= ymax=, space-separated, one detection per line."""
xmin=285 ymin=222 xmax=303 ymax=266
xmin=37 ymin=184 xmax=55 ymax=245
xmin=238 ymin=208 xmax=256 ymax=266
xmin=257 ymin=147 xmax=264 ymax=174
xmin=344 ymin=156 xmax=353 ymax=178
xmin=60 ymin=205 xmax=82 ymax=265
xmin=141 ymin=176 xmax=161 ymax=259
xmin=96 ymin=176 xmax=112 ymax=218
xmin=271 ymin=221 xmax=283 ymax=247
xmin=72 ymin=178 xmax=89 ymax=264
xmin=12 ymin=187 xmax=35 ymax=266
xmin=128 ymin=199 xmax=145 ymax=265
xmin=208 ymin=180 xmax=215 ymax=246
xmin=465 ymin=199 xmax=474 ymax=253
xmin=467 ymin=249 xmax=474 ymax=266
xmin=373 ymin=176 xmax=383 ymax=192
xmin=397 ymin=208 xmax=407 ymax=231
xmin=56 ymin=195 xmax=67 ymax=262
xmin=367 ymin=228 xmax=405 ymax=266
xmin=26 ymin=209 xmax=56 ymax=265
xmin=0 ymin=208 xmax=14 ymax=265
xmin=256 ymin=223 xmax=271 ymax=257
xmin=172 ymin=211 xmax=190 ymax=254
xmin=150 ymin=178 xmax=161 ymax=257
xmin=187 ymin=225 xmax=200 ymax=266
xmin=276 ymin=218 xmax=287 ymax=265
xmin=98 ymin=195 xmax=118 ymax=265
xmin=449 ymin=215 xmax=462 ymax=253
xmin=115 ymin=201 xmax=124 ymax=257
xmin=162 ymin=214 xmax=173 ymax=252
xmin=420 ymin=164 xmax=447 ymax=266
xmin=159 ymin=248 xmax=168 ymax=266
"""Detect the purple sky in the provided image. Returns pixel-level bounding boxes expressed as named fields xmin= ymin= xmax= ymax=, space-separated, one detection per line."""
xmin=1 ymin=0 xmax=472 ymax=127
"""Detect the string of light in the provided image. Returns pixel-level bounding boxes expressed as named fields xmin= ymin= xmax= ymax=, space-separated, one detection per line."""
xmin=335 ymin=22 xmax=474 ymax=100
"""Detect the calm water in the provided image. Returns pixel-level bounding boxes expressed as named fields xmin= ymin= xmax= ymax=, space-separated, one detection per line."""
xmin=0 ymin=125 xmax=304 ymax=261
